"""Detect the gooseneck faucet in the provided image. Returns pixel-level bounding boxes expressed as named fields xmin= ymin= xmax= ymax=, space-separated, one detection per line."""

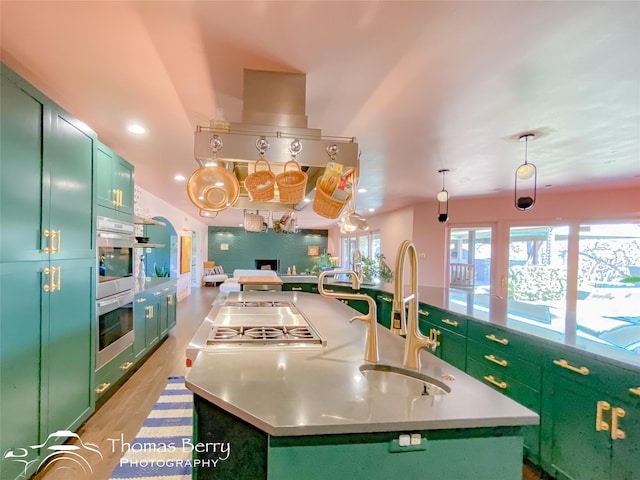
xmin=392 ymin=240 xmax=438 ymax=370
xmin=318 ymin=269 xmax=379 ymax=363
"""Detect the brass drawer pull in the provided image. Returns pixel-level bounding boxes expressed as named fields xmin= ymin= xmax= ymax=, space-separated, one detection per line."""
xmin=136 ymin=298 xmax=146 ymax=303
xmin=418 ymin=309 xmax=430 ymax=316
xmin=596 ymin=401 xmax=610 ymax=431
xmin=484 ymin=354 xmax=508 ymax=367
xmin=485 ymin=333 xmax=509 ymax=345
xmin=553 ymin=359 xmax=590 ymax=376
xmin=324 ymin=288 xmax=334 ymax=293
xmin=484 ymin=375 xmax=507 ymax=389
xmin=629 ymin=387 xmax=640 ymax=397
xmin=442 ymin=318 xmax=458 ymax=327
xmin=120 ymin=361 xmax=133 ymax=371
xmin=168 ymin=294 xmax=174 ymax=305
xmin=291 ymin=287 xmax=303 ymax=291
xmin=153 ymin=291 xmax=162 ymax=296
xmin=381 ymin=296 xmax=393 ymax=303
xmin=611 ymin=407 xmax=626 ymax=440
xmin=95 ymin=382 xmax=111 ymax=394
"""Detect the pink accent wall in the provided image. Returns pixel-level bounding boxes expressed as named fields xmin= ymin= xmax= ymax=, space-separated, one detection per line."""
xmin=331 ymin=183 xmax=639 ymax=288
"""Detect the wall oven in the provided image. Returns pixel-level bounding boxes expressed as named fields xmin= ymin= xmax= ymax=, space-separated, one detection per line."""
xmin=96 ymin=290 xmax=134 ymax=369
xmin=97 ymin=216 xmax=135 ymax=300
xmin=96 ymin=216 xmax=135 ymax=368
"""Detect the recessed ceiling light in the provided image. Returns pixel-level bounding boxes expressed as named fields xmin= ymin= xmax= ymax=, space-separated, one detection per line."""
xmin=358 ymin=188 xmax=368 ymax=193
xmin=127 ymin=124 xmax=146 ymax=135
xmin=368 ymin=208 xmax=375 ymax=212
xmin=174 ymin=175 xmax=186 ymax=181
xmin=303 ymin=198 xmax=311 ymax=203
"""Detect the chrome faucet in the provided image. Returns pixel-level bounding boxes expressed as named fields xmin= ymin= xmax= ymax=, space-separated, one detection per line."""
xmin=391 ymin=240 xmax=438 ymax=370
xmin=318 ymin=269 xmax=379 ymax=363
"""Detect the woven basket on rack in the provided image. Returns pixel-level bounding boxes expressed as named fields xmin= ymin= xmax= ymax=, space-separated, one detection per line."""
xmin=244 ymin=159 xmax=276 ymax=202
xmin=244 ymin=210 xmax=267 ymax=232
xmin=312 ymin=179 xmax=352 ymax=219
xmin=276 ymin=160 xmax=307 ymax=204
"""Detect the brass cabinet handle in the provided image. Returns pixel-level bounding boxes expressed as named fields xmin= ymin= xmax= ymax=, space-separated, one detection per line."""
xmin=120 ymin=361 xmax=133 ymax=371
xmin=429 ymin=328 xmax=440 ymax=349
xmin=324 ymin=288 xmax=334 ymax=293
xmin=596 ymin=401 xmax=611 ymax=431
xmin=485 ymin=333 xmax=509 ymax=345
xmin=95 ymin=382 xmax=111 ymax=394
xmin=629 ymin=387 xmax=640 ymax=397
xmin=611 ymin=407 xmax=626 ymax=440
xmin=153 ymin=291 xmax=162 ymax=296
xmin=484 ymin=354 xmax=508 ymax=367
xmin=418 ymin=309 xmax=430 ymax=316
xmin=112 ymin=189 xmax=119 ymax=206
xmin=484 ymin=375 xmax=507 ymax=389
xmin=118 ymin=189 xmax=123 ymax=206
xmin=53 ymin=266 xmax=61 ymax=291
xmin=43 ymin=267 xmax=52 ymax=292
xmin=553 ymin=359 xmax=590 ymax=376
xmin=442 ymin=318 xmax=459 ymax=327
xmin=168 ymin=294 xmax=173 ymax=305
xmin=291 ymin=287 xmax=303 ymax=291
xmin=53 ymin=230 xmax=60 ymax=253
xmin=381 ymin=296 xmax=393 ymax=303
xmin=136 ymin=298 xmax=146 ymax=303
xmin=43 ymin=229 xmax=53 ymax=253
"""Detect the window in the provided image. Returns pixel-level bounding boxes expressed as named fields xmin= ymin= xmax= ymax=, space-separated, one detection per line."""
xmin=449 ymin=227 xmax=492 ymax=293
xmin=576 ymin=223 xmax=640 ymax=353
xmin=507 ymin=226 xmax=568 ymax=329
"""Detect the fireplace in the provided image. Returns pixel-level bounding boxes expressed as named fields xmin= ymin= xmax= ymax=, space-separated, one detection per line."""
xmin=255 ymin=259 xmax=280 ymax=271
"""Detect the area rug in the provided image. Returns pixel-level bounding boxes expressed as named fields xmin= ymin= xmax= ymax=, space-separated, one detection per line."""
xmin=109 ymin=376 xmax=193 ymax=479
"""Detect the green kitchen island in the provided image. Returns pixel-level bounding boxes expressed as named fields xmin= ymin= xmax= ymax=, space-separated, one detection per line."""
xmin=186 ymin=291 xmax=538 ymax=480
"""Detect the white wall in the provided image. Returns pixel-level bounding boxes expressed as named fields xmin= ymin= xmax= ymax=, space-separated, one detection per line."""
xmin=134 ymin=186 xmax=209 ymax=300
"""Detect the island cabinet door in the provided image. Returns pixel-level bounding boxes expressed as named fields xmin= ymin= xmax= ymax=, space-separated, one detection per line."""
xmin=376 ymin=293 xmax=393 ymax=329
xmin=267 ymin=431 xmax=524 ymax=480
xmin=540 ymin=373 xmax=612 ymax=480
xmin=610 ymin=395 xmax=640 ymax=480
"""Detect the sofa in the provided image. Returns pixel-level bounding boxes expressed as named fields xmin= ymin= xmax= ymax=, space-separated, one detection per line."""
xmin=219 ymin=269 xmax=279 ymax=294
xmin=202 ymin=262 xmax=229 ymax=286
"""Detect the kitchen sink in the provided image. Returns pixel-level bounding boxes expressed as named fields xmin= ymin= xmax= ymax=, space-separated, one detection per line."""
xmin=359 ymin=364 xmax=451 ymax=396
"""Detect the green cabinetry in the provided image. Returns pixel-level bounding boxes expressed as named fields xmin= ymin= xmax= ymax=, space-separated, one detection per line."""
xmin=1 ymin=64 xmax=96 ymax=480
xmin=96 ymin=141 xmax=134 ymax=221
xmin=539 ymin=345 xmax=640 ymax=480
xmin=376 ymin=292 xmax=394 ymax=329
xmin=133 ymin=282 xmax=177 ymax=361
xmin=94 ymin=345 xmax=134 ymax=402
xmin=282 ymin=282 xmax=319 ymax=294
xmin=418 ymin=304 xmax=468 ymax=371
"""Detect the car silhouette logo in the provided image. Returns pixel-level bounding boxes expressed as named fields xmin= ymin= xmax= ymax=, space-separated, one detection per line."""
xmin=3 ymin=430 xmax=102 ymax=478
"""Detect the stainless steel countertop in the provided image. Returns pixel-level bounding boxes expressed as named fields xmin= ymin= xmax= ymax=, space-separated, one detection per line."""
xmin=186 ymin=291 xmax=538 ymax=436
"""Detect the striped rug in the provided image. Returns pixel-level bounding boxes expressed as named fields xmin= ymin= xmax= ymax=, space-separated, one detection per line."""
xmin=110 ymin=376 xmax=193 ymax=480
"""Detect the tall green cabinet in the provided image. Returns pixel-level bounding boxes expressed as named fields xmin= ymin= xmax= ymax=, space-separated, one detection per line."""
xmin=96 ymin=141 xmax=134 ymax=221
xmin=0 ymin=64 xmax=96 ymax=480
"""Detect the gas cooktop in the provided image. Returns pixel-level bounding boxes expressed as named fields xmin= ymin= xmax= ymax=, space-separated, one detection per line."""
xmin=205 ymin=300 xmax=325 ymax=348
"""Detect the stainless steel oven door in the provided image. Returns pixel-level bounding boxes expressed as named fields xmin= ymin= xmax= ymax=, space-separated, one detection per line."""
xmin=96 ymin=290 xmax=134 ymax=369
xmin=97 ymin=217 xmax=134 ymax=300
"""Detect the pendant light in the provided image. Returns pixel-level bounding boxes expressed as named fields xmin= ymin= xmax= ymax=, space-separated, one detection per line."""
xmin=437 ymin=169 xmax=450 ymax=223
xmin=515 ymin=133 xmax=537 ymax=211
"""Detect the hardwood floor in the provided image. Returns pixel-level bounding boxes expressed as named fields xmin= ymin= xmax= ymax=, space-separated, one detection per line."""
xmin=34 ymin=286 xmax=544 ymax=480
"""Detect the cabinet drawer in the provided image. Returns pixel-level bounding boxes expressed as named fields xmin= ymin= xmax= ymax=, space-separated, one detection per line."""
xmin=418 ymin=303 xmax=468 ymax=335
xmin=537 ymin=341 xmax=640 ymax=403
xmin=467 ymin=339 xmax=541 ymax=389
xmin=467 ymin=358 xmax=541 ymax=413
xmin=467 ymin=320 xmax=539 ymax=358
xmin=94 ymin=345 xmax=134 ymax=399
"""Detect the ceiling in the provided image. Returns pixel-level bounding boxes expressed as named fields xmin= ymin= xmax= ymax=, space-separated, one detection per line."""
xmin=1 ymin=1 xmax=639 ymax=228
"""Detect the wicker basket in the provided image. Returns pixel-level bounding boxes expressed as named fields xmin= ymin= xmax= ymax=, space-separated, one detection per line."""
xmin=244 ymin=210 xmax=267 ymax=232
xmin=276 ymin=160 xmax=308 ymax=204
xmin=312 ymin=179 xmax=352 ymax=219
xmin=244 ymin=159 xmax=276 ymax=202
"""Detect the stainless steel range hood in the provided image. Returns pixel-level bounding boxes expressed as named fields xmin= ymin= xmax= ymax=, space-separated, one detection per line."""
xmin=194 ymin=69 xmax=359 ymax=211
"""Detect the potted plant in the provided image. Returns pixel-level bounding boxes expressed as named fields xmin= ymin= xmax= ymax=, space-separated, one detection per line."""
xmin=310 ymin=253 xmax=337 ymax=276
xmin=361 ymin=253 xmax=394 ymax=285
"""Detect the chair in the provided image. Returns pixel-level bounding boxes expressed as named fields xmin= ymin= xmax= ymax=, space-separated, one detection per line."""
xmin=450 ymin=263 xmax=476 ymax=289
